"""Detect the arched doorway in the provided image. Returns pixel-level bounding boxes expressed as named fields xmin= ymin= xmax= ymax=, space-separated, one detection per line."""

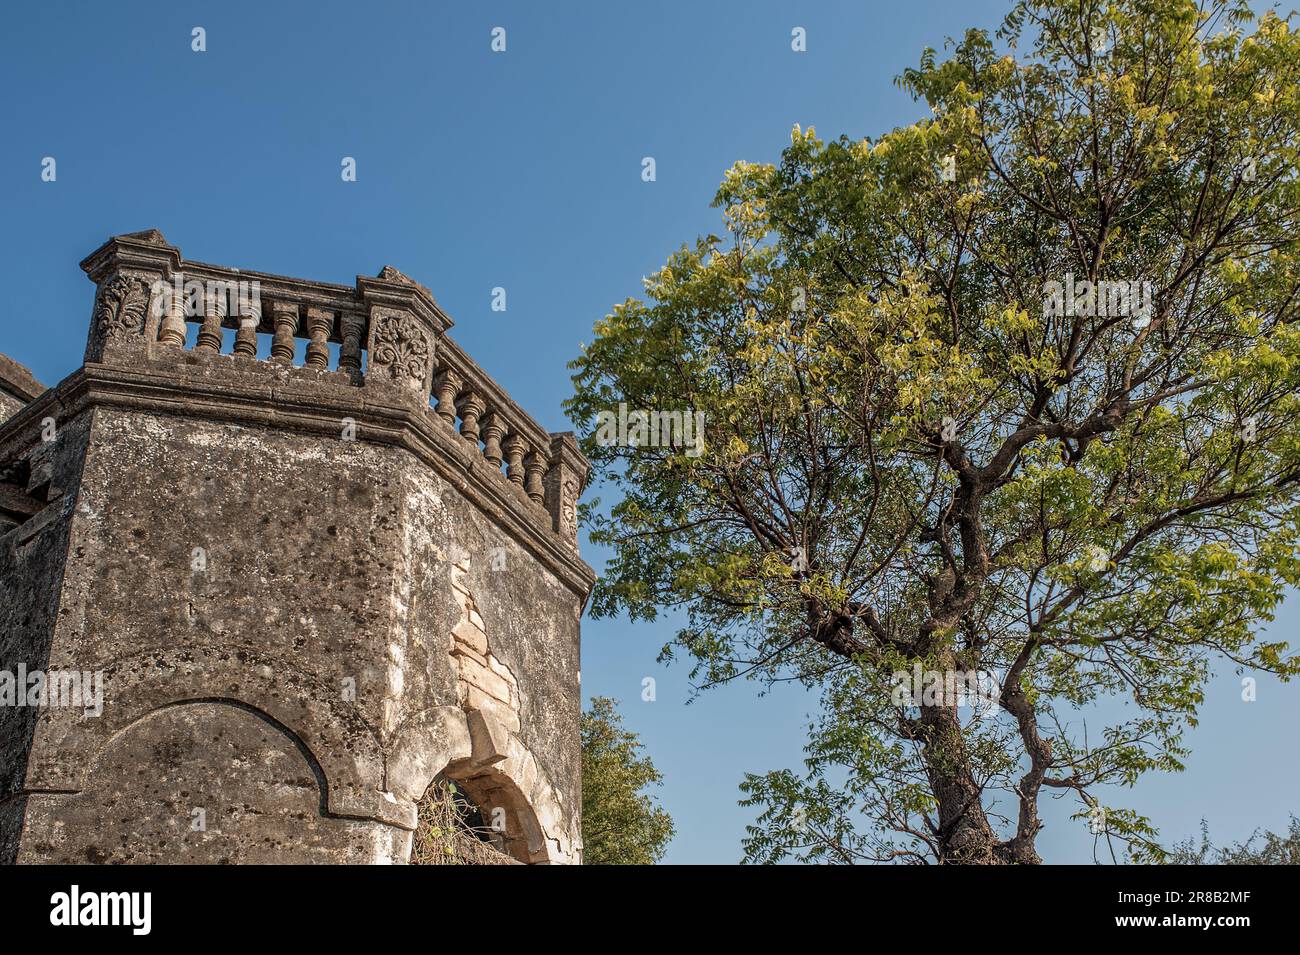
xmin=409 ymin=764 xmax=550 ymax=865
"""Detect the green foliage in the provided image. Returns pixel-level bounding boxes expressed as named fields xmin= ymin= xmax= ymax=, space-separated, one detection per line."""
xmin=1162 ymin=816 xmax=1300 ymax=864
xmin=581 ymin=697 xmax=675 ymax=864
xmin=569 ymin=0 xmax=1300 ymax=863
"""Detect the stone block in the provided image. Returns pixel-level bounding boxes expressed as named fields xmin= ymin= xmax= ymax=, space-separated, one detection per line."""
xmin=466 ymin=709 xmax=509 ymax=768
xmin=450 ymin=641 xmax=489 ymax=668
xmin=461 ymin=661 xmax=514 ymax=704
xmin=451 ymin=617 xmax=489 ymax=656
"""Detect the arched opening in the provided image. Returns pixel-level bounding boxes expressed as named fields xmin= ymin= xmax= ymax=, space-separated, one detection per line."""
xmin=409 ymin=764 xmax=550 ymax=865
xmin=409 ymin=775 xmax=518 ymax=865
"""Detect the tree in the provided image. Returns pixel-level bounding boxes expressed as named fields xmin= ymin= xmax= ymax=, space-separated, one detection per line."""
xmin=568 ymin=0 xmax=1300 ymax=864
xmin=1165 ymin=816 xmax=1300 ymax=864
xmin=581 ymin=697 xmax=675 ymax=864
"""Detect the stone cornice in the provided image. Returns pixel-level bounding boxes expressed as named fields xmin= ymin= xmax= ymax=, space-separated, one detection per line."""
xmin=79 ymin=229 xmax=182 ymax=283
xmin=0 ymin=353 xmax=45 ymax=405
xmin=357 ymin=267 xmax=453 ymax=336
xmin=0 ymin=356 xmax=596 ymax=601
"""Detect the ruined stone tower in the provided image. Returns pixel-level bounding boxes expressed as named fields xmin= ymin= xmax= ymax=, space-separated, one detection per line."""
xmin=0 ymin=231 xmax=594 ymax=864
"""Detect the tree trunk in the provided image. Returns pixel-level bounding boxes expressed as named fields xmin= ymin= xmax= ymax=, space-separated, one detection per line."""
xmin=917 ymin=702 xmax=1006 ymax=863
xmin=917 ymin=701 xmax=1043 ymax=864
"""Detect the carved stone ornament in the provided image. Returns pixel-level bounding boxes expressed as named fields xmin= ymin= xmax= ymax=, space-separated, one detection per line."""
xmin=561 ymin=477 xmax=578 ymax=540
xmin=95 ymin=274 xmax=151 ymax=342
xmin=370 ymin=314 xmax=430 ymax=382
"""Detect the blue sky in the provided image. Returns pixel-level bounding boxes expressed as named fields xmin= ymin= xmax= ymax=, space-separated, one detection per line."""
xmin=2 ymin=0 xmax=1295 ymax=864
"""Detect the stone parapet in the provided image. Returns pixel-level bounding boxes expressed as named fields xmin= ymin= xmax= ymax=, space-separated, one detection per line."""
xmin=51 ymin=229 xmax=593 ymax=584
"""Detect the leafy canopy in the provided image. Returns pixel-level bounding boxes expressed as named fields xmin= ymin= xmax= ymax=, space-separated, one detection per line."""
xmin=569 ymin=0 xmax=1300 ymax=863
xmin=1164 ymin=814 xmax=1300 ymax=863
xmin=581 ymin=697 xmax=675 ymax=864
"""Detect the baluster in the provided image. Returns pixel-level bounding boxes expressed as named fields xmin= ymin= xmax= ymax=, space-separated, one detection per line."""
xmin=158 ymin=277 xmax=188 ymax=347
xmin=196 ymin=286 xmax=226 ymax=353
xmin=305 ymin=306 xmax=333 ymax=369
xmin=339 ymin=314 xmax=364 ymax=377
xmin=524 ymin=450 xmax=546 ymax=505
xmin=481 ymin=413 xmax=505 ymax=467
xmin=233 ymin=298 xmax=260 ymax=357
xmin=271 ymin=302 xmax=299 ymax=364
xmin=456 ymin=392 xmax=486 ymax=445
xmin=504 ymin=434 xmax=527 ymax=487
xmin=433 ymin=370 xmax=462 ymax=426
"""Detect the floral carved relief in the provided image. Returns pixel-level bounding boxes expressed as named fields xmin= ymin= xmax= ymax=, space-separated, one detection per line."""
xmin=370 ymin=313 xmax=430 ymax=383
xmin=94 ymin=274 xmax=152 ymax=342
xmin=560 ymin=478 xmax=579 ymax=542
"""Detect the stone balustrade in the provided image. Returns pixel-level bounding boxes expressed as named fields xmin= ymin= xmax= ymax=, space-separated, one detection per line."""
xmin=77 ymin=230 xmax=587 ymax=551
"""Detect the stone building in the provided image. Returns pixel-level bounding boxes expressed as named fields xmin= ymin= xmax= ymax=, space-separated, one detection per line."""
xmin=0 ymin=231 xmax=594 ymax=864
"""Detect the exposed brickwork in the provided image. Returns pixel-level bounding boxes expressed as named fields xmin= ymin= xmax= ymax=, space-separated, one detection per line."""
xmin=450 ymin=557 xmax=521 ymax=722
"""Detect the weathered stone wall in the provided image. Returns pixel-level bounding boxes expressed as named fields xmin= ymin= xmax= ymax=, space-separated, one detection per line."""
xmin=0 ymin=233 xmax=592 ymax=865
xmin=0 ymin=412 xmax=91 ymax=863
xmin=7 ymin=398 xmax=582 ymax=865
xmin=397 ymin=456 xmax=582 ymax=861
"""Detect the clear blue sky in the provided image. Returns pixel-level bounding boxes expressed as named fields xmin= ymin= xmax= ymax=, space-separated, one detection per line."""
xmin=2 ymin=0 xmax=1295 ymax=864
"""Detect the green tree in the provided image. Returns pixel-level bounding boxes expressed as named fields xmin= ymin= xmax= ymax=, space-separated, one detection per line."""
xmin=568 ymin=0 xmax=1300 ymax=864
xmin=581 ymin=697 xmax=675 ymax=864
xmin=1165 ymin=816 xmax=1300 ymax=863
